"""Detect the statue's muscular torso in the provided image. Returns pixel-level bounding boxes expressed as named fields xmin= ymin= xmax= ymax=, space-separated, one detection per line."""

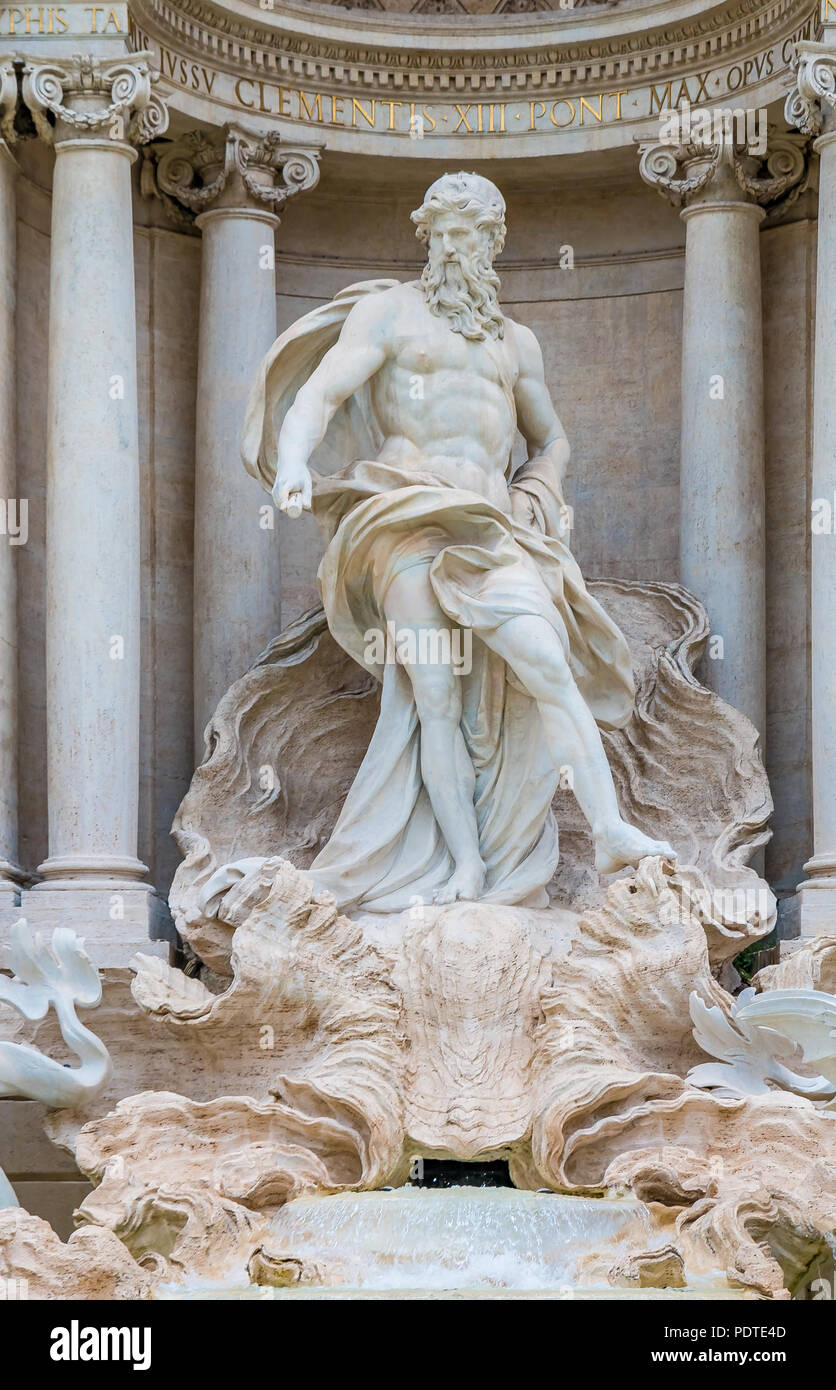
xmin=367 ymin=283 xmax=520 ymax=510
xmin=274 ymin=276 xmax=564 ymax=521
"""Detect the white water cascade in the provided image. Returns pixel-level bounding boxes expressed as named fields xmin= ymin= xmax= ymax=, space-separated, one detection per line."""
xmin=264 ymin=1188 xmax=655 ymax=1293
xmin=157 ymin=1187 xmax=755 ymax=1299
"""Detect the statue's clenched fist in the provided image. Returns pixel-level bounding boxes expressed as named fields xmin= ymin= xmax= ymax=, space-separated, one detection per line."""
xmin=272 ymin=459 xmax=313 ymax=518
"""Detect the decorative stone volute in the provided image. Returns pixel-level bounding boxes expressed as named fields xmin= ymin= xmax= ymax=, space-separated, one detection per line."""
xmin=155 ymin=123 xmax=320 ymax=223
xmin=785 ymin=42 xmax=836 ymax=138
xmin=638 ymin=128 xmax=808 ymax=210
xmin=20 ymin=51 xmax=168 ymax=147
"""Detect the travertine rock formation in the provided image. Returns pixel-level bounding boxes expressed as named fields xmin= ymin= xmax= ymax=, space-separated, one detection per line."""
xmin=4 ymin=581 xmax=831 ymax=1299
xmin=171 ymin=580 xmax=774 ymax=973
xmin=0 ymin=1211 xmax=150 ymax=1300
xmin=49 ymin=856 xmax=834 ymax=1298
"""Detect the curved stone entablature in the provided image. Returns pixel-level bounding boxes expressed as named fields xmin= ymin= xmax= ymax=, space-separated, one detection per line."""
xmin=125 ymin=0 xmax=824 ymax=155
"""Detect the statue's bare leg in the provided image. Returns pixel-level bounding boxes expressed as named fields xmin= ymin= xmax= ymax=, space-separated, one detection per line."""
xmin=383 ymin=566 xmax=486 ymax=903
xmin=484 ymin=614 xmax=675 ymax=874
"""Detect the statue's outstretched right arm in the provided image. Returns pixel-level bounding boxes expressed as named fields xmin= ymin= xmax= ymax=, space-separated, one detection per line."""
xmin=273 ymin=294 xmax=391 ymax=513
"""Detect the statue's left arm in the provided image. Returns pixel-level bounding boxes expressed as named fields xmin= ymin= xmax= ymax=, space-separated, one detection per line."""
xmin=510 ymin=322 xmax=572 ymax=540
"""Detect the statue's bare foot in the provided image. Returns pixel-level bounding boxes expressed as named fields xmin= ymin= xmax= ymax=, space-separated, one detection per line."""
xmin=594 ymin=821 xmax=676 ymax=876
xmin=434 ymin=858 xmax=486 ymax=905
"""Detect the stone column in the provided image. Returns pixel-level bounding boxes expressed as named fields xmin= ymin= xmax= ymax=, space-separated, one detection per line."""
xmin=17 ymin=54 xmax=170 ymax=963
xmin=640 ymin=131 xmax=805 ymax=736
xmin=0 ymin=60 xmax=23 ymax=907
xmin=156 ymin=128 xmax=320 ymax=753
xmin=786 ymin=32 xmax=836 ymax=935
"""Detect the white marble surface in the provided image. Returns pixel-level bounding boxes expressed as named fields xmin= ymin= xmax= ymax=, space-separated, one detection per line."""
xmin=28 ymin=58 xmax=151 ymax=897
xmin=0 ymin=919 xmax=110 ymax=1107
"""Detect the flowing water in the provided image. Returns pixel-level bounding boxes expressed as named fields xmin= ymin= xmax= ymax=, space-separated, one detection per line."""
xmin=262 ymin=1187 xmax=657 ymax=1292
xmin=156 ymin=1187 xmax=753 ymax=1298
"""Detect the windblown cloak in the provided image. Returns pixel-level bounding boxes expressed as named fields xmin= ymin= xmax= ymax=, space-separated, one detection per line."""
xmin=242 ymin=281 xmax=635 ymax=912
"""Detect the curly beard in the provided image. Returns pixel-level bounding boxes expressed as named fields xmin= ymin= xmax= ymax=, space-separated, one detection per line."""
xmin=420 ymin=249 xmax=504 ymax=342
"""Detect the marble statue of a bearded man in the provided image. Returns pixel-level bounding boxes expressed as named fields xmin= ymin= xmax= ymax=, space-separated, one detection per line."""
xmin=242 ymin=171 xmax=673 ymax=912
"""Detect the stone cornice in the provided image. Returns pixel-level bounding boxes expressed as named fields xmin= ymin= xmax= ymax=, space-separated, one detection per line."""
xmin=129 ymin=0 xmax=818 ymax=95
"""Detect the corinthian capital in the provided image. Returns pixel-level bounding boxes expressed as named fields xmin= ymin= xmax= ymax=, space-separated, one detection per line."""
xmin=639 ymin=123 xmax=807 ymax=211
xmin=21 ymin=51 xmax=168 ymax=146
xmin=154 ymin=124 xmax=320 ymax=224
xmin=785 ymin=41 xmax=836 ymax=138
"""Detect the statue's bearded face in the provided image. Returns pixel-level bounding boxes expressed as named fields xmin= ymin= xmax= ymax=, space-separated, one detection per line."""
xmin=421 ymin=210 xmax=504 ymax=342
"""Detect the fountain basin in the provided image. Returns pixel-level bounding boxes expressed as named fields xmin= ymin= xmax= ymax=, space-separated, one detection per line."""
xmin=264 ymin=1187 xmax=649 ymax=1292
xmin=155 ymin=1188 xmax=758 ymax=1299
xmin=252 ymin=1186 xmax=747 ymax=1297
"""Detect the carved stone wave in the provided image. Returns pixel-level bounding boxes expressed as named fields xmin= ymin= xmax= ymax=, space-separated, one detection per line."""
xmin=35 ymin=856 xmax=834 ymax=1298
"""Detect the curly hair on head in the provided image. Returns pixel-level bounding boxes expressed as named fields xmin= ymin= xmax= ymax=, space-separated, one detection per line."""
xmin=411 ymin=172 xmax=507 ymax=256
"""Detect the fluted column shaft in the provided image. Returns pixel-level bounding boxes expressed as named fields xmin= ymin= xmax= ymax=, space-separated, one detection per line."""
xmin=43 ymin=136 xmax=143 ymax=884
xmin=193 ymin=201 xmax=281 ymax=750
xmin=22 ymin=54 xmax=163 ymax=893
xmin=679 ymin=188 xmax=766 ymax=732
xmin=157 ymin=127 xmax=320 ymax=753
xmin=640 ymin=133 xmax=806 ymax=736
